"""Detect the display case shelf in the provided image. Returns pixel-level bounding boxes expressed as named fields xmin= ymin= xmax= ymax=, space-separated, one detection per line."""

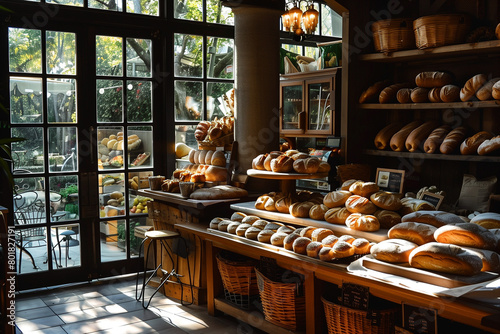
xmin=363 ymin=149 xmax=500 ymax=162
xmin=358 ymin=100 xmax=500 ymax=110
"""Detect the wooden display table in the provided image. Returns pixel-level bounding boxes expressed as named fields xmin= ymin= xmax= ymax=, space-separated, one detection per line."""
xmin=246 ymin=169 xmax=327 ymax=194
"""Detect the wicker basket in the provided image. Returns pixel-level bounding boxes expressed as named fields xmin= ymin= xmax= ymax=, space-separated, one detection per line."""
xmin=198 ymin=133 xmax=233 ymax=150
xmin=336 ymin=163 xmax=371 ymax=184
xmin=413 ymin=14 xmax=471 ymax=49
xmin=372 ymin=18 xmax=415 ymax=53
xmin=255 ymin=268 xmax=306 ymax=331
xmin=322 ymin=296 xmax=399 ymax=334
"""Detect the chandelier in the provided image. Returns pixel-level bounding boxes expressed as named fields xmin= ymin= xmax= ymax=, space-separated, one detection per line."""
xmin=282 ymin=1 xmax=319 ymax=41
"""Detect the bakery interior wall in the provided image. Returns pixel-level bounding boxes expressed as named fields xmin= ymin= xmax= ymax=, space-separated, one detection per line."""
xmin=329 ymin=0 xmax=500 ymax=209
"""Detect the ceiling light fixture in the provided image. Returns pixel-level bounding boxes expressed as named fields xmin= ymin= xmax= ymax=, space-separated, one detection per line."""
xmin=282 ymin=1 xmax=319 ymax=41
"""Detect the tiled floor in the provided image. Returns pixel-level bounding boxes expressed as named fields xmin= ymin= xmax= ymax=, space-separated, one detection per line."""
xmin=14 ymin=274 xmax=266 ymax=334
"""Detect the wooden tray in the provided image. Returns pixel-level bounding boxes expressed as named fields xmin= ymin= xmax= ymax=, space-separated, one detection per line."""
xmin=247 ymin=169 xmax=328 ymax=180
xmin=362 ymin=255 xmax=498 ymax=288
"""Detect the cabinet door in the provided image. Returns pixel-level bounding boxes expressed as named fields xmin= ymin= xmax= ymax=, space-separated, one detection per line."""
xmin=305 ymin=77 xmax=334 ymax=135
xmin=280 ymin=80 xmax=305 ymax=135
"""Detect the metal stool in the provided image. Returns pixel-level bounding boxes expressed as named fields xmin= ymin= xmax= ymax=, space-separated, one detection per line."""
xmin=135 ymin=229 xmax=191 ymax=309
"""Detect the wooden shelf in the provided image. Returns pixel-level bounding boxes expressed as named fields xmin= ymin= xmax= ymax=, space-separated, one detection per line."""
xmin=247 ymin=169 xmax=328 ymax=180
xmin=363 ymin=149 xmax=500 ymax=163
xmin=358 ymin=100 xmax=500 ymax=110
xmin=358 ymin=40 xmax=500 ymax=63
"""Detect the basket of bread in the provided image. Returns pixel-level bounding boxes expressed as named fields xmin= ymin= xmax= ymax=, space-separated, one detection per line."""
xmin=251 ymin=149 xmax=331 ymax=175
xmin=194 ymin=116 xmax=234 ymax=151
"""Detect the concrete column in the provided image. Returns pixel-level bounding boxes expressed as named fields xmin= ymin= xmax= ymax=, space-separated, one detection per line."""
xmin=228 ymin=4 xmax=282 ymax=192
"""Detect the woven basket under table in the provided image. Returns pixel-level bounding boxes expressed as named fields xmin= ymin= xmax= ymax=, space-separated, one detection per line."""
xmin=216 ymin=252 xmax=259 ymax=296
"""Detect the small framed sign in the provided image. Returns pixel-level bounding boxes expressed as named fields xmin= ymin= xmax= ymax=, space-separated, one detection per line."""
xmin=375 ymin=168 xmax=405 ymax=193
xmin=342 ymin=282 xmax=369 ymax=311
xmin=402 ymin=303 xmax=437 ymax=334
xmin=419 ymin=191 xmax=444 ymax=210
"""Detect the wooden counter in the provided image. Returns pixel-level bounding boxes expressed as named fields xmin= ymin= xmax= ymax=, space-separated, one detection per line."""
xmin=139 ymin=189 xmax=241 ymax=210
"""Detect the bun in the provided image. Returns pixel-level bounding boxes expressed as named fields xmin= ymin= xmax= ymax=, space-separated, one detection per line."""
xmin=359 ymin=80 xmax=390 ymax=103
xmin=321 ymin=235 xmax=339 ymax=247
xmin=460 ymin=131 xmax=493 ymax=155
xmin=264 ymin=196 xmax=278 ymax=212
xmin=349 ymin=181 xmax=380 ymax=198
xmin=209 ymin=217 xmax=224 ymax=229
xmin=439 ymin=84 xmax=460 ymax=102
xmin=218 ymin=219 xmax=233 ymax=232
xmin=311 ymin=228 xmax=334 ymax=242
xmin=323 ymin=190 xmax=351 ymax=208
xmin=318 ymin=247 xmax=334 ymax=261
xmin=252 ymin=219 xmax=269 ymax=230
xmin=341 ymin=179 xmax=358 ymax=191
xmin=270 ymin=232 xmax=288 ymax=246
xmin=380 ymin=83 xmax=412 ymax=103
xmin=205 ymin=166 xmax=227 ymax=182
xmin=290 ymin=201 xmax=315 ymax=218
xmin=345 ymin=195 xmax=377 ymax=214
xmin=235 ymin=223 xmax=252 ymax=236
xmin=477 ymin=135 xmax=500 ymax=155
xmin=374 ymin=122 xmax=404 ymax=150
xmin=264 ymin=152 xmax=281 ymax=171
xmin=423 ymin=125 xmax=451 ymax=154
xmin=434 ymin=223 xmax=497 ymax=250
xmin=476 ymin=78 xmax=500 ymax=101
xmin=283 ymin=233 xmax=301 ymax=250
xmin=264 ymin=222 xmax=284 ymax=232
xmin=252 ymin=154 xmax=267 ymax=170
xmin=291 ymin=152 xmax=309 ymax=161
xmin=428 ymin=87 xmax=441 ymax=103
xmin=352 ymin=238 xmax=371 ymax=254
xmin=401 ymin=210 xmax=464 ymax=228
xmin=370 ymin=239 xmax=418 ymax=263
xmin=309 ymin=204 xmax=329 ymax=220
xmin=345 ymin=213 xmax=380 ymax=231
xmin=277 ymin=225 xmax=296 ymax=234
xmin=255 ymin=195 xmax=271 ymax=210
xmin=493 ymin=80 xmax=500 ymax=99
xmin=275 ymin=195 xmax=296 ymax=214
xmin=317 ymin=161 xmax=331 ymax=173
xmin=241 ymin=215 xmax=260 ymax=225
xmin=293 ymin=237 xmax=312 ymax=255
xmin=339 ymin=235 xmax=355 ymax=244
xmin=399 ymin=198 xmax=436 ymax=216
xmin=330 ymin=240 xmax=355 ymax=258
xmin=390 ymin=121 xmax=423 ymax=151
xmin=409 ymin=242 xmax=483 ymax=276
xmin=410 ymin=87 xmax=429 ymax=103
xmin=397 ymin=88 xmax=412 ymax=103
xmin=257 ymin=229 xmax=274 ymax=243
xmin=293 ymin=157 xmax=320 ymax=174
xmin=388 ymin=222 xmax=437 ymax=245
xmin=300 ymin=226 xmax=318 ymax=239
xmin=245 ymin=226 xmax=262 ymax=240
xmin=230 ymin=212 xmax=246 ymax=222
xmin=370 ymin=191 xmax=402 ymax=211
xmin=306 ymin=241 xmax=324 ymax=258
xmin=271 ymin=155 xmax=294 ymax=173
xmin=470 ymin=213 xmax=500 ymax=229
xmin=462 ymin=247 xmax=500 ymax=272
xmin=461 ymin=74 xmax=487 ymax=101
xmin=324 ymin=207 xmax=351 ymax=224
xmin=415 ymin=71 xmax=453 ymax=88
xmin=374 ymin=210 xmax=402 ymax=229
xmin=211 ymin=151 xmax=226 ymax=167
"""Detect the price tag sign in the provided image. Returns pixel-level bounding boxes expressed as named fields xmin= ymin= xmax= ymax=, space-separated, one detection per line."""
xmin=419 ymin=191 xmax=444 ymax=210
xmin=376 ymin=168 xmax=405 ymax=193
xmin=342 ymin=282 xmax=369 ymax=310
xmin=403 ymin=303 xmax=437 ymax=334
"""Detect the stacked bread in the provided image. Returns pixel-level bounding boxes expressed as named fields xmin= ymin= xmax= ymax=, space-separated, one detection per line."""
xmin=255 ymin=190 xmax=324 ymax=216
xmin=209 ymin=212 xmax=375 ymax=262
xmin=251 ymin=149 xmax=331 ymax=174
xmin=194 ymin=116 xmax=234 ymax=143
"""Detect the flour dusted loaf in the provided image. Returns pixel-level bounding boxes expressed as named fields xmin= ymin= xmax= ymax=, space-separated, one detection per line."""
xmin=190 ymin=185 xmax=247 ymax=199
xmin=388 ymin=222 xmax=437 ymax=245
xmin=323 ymin=190 xmax=351 ymax=208
xmin=374 ymin=210 xmax=402 ymax=229
xmin=271 ymin=155 xmax=294 ymax=173
xmin=434 ymin=223 xmax=498 ymax=250
xmin=370 ymin=191 xmax=402 ymax=211
xmin=462 ymin=247 xmax=500 ymax=272
xmin=470 ymin=213 xmax=500 ymax=229
xmin=324 ymin=207 xmax=351 ymax=225
xmin=370 ymin=239 xmax=418 ymax=263
xmin=309 ymin=204 xmax=329 ymax=220
xmin=401 ymin=210 xmax=464 ymax=228
xmin=477 ymin=135 xmax=500 ymax=156
xmin=399 ymin=198 xmax=436 ymax=216
xmin=293 ymin=157 xmax=320 ymax=174
xmin=345 ymin=195 xmax=377 ymax=214
xmin=345 ymin=213 xmax=380 ymax=231
xmin=349 ymin=181 xmax=380 ymax=198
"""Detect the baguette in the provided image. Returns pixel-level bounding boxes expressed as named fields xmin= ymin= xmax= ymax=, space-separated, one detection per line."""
xmin=379 ymin=83 xmax=412 ymax=103
xmin=359 ymin=80 xmax=391 ymax=104
xmin=460 ymin=74 xmax=487 ymax=101
xmin=410 ymin=87 xmax=429 ymax=103
xmin=476 ymin=77 xmax=500 ymax=101
xmin=423 ymin=125 xmax=451 ymax=154
xmin=390 ymin=120 xmax=423 ymax=152
xmin=460 ymin=131 xmax=494 ymax=155
xmin=493 ymin=80 xmax=500 ymax=100
xmin=428 ymin=87 xmax=442 ymax=103
xmin=405 ymin=121 xmax=440 ymax=152
xmin=415 ymin=71 xmax=453 ymax=88
xmin=439 ymin=126 xmax=467 ymax=154
xmin=397 ymin=88 xmax=412 ymax=103
xmin=374 ymin=122 xmax=404 ymax=150
xmin=477 ymin=135 xmax=500 ymax=155
xmin=440 ymin=84 xmax=460 ymax=102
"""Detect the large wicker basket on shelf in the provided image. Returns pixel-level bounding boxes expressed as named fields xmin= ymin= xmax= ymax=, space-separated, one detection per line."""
xmin=413 ymin=14 xmax=471 ymax=49
xmin=322 ymin=296 xmax=399 ymax=334
xmin=372 ymin=18 xmax=415 ymax=53
xmin=255 ymin=268 xmax=306 ymax=331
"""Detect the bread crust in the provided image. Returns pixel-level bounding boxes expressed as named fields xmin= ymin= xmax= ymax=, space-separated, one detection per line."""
xmin=370 ymin=239 xmax=418 ymax=263
xmin=460 ymin=131 xmax=493 ymax=155
xmin=370 ymin=191 xmax=403 ymax=211
xmin=477 ymin=135 xmax=500 ymax=155
xmin=323 ymin=190 xmax=352 ymax=208
xmin=390 ymin=121 xmax=423 ymax=152
xmin=345 ymin=213 xmax=380 ymax=231
xmin=401 ymin=210 xmax=464 ymax=227
xmin=374 ymin=122 xmax=404 ymax=150
xmin=415 ymin=71 xmax=453 ymax=88
xmin=388 ymin=222 xmax=437 ymax=245
xmin=424 ymin=125 xmax=451 ymax=154
xmin=434 ymin=223 xmax=497 ymax=250
xmin=345 ymin=195 xmax=377 ymax=214
xmin=406 ymin=121 xmax=440 ymax=152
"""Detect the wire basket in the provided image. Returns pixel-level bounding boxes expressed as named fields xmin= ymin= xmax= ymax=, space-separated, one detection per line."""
xmin=322 ymin=296 xmax=399 ymax=334
xmin=413 ymin=14 xmax=471 ymax=49
xmin=255 ymin=268 xmax=306 ymax=331
xmin=372 ymin=18 xmax=415 ymax=53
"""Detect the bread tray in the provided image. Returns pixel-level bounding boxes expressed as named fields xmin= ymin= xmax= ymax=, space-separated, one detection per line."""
xmin=362 ymin=255 xmax=498 ymax=288
xmin=247 ymin=169 xmax=328 ymax=180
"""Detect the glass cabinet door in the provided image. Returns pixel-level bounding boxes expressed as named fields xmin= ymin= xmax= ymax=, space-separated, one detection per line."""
xmin=281 ymin=82 xmax=304 ymax=133
xmin=307 ymin=79 xmax=332 ymax=134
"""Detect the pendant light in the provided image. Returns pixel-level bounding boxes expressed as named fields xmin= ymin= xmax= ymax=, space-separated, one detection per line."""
xmin=282 ymin=1 xmax=319 ymax=40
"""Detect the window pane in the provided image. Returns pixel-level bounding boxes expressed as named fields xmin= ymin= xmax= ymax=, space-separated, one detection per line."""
xmin=47 ymin=0 xmax=83 ymax=6
xmin=97 ymin=127 xmax=124 ymax=170
xmin=14 ymin=177 xmax=44 ymax=196
xmin=206 ymin=37 xmax=233 ymax=79
xmin=48 ymin=127 xmax=78 ymax=173
xmin=305 ymin=46 xmax=319 ymax=59
xmin=128 ymin=126 xmax=152 ymax=168
xmin=174 ymin=34 xmax=203 ymax=78
xmin=129 ymin=217 xmax=149 ymax=257
xmin=126 ymin=0 xmax=158 ymax=16
xmin=207 ymin=83 xmax=233 ymax=120
xmin=49 ymin=175 xmax=79 ymax=221
xmin=48 ymin=78 xmax=77 ymax=123
xmin=89 ymin=0 xmax=123 ymax=11
xmin=321 ymin=4 xmax=342 ymax=38
xmin=100 ymin=220 xmax=126 ymax=262
xmin=175 ymin=125 xmax=197 ymax=149
xmin=50 ymin=223 xmax=80 ymax=269
xmin=11 ymin=127 xmax=44 ymax=173
xmin=207 ymin=0 xmax=234 ymax=25
xmin=282 ymin=44 xmax=302 ymax=55
xmin=174 ymin=80 xmax=203 ymax=121
xmin=127 ymin=81 xmax=152 ymax=122
xmin=128 ymin=171 xmax=153 ymax=192
xmin=10 ymin=77 xmax=43 ymax=124
xmin=9 ymin=28 xmax=42 ymax=73
xmin=46 ymin=31 xmax=77 ymax=75
xmin=96 ymin=35 xmax=123 ymax=76
xmin=174 ymin=0 xmax=202 ymax=21
xmin=99 ymin=173 xmax=125 ymax=216
xmin=126 ymin=38 xmax=152 ymax=78
xmin=97 ymin=79 xmax=123 ymax=123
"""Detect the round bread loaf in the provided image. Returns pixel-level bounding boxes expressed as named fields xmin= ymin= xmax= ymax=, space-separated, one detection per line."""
xmin=205 ymin=166 xmax=227 ymax=182
xmin=293 ymin=237 xmax=312 ymax=255
xmin=470 ymin=213 xmax=500 ymax=229
xmin=309 ymin=204 xmax=329 ymax=220
xmin=349 ymin=181 xmax=380 ymax=198
xmin=211 ymin=151 xmax=226 ymax=167
xmin=284 ymin=149 xmax=300 ymax=157
xmin=324 ymin=207 xmax=351 ymax=225
xmin=290 ymin=201 xmax=315 ymax=218
xmin=293 ymin=157 xmax=320 ymax=174
xmin=306 ymin=241 xmax=324 ymax=258
xmin=352 ymin=238 xmax=371 ymax=254
xmin=300 ymin=226 xmax=318 ymax=239
xmin=388 ymin=222 xmax=437 ymax=245
xmin=230 ymin=212 xmax=246 ymax=222
xmin=270 ymin=155 xmax=294 ymax=173
xmin=277 ymin=225 xmax=296 ymax=234
xmin=205 ymin=150 xmax=214 ymax=165
xmin=235 ymin=223 xmax=253 ymax=237
xmin=318 ymin=247 xmax=333 ymax=261
xmin=255 ymin=195 xmax=270 ymax=210
xmin=370 ymin=191 xmax=402 ymax=211
xmin=218 ymin=219 xmax=234 ymax=232
xmin=275 ymin=195 xmax=296 ymax=214
xmin=209 ymin=217 xmax=224 ymax=229
xmin=317 ymin=161 xmax=331 ymax=173
xmin=311 ymin=228 xmax=334 ymax=242
xmin=245 ymin=226 xmax=263 ymax=240
xmin=257 ymin=229 xmax=274 ymax=243
xmin=399 ymin=198 xmax=436 ymax=216
xmin=409 ymin=242 xmax=483 ymax=276
xmin=290 ymin=152 xmax=309 ymax=160
xmin=374 ymin=210 xmax=402 ymax=229
xmin=323 ymin=190 xmax=351 ymax=208
xmin=370 ymin=239 xmax=418 ymax=263
xmin=284 ymin=233 xmax=301 ymax=250
xmin=345 ymin=213 xmax=380 ymax=231
xmin=264 ymin=152 xmax=281 ymax=171
xmin=341 ymin=179 xmax=358 ymax=191
xmin=330 ymin=240 xmax=355 ymax=258
xmin=463 ymin=246 xmax=500 ymax=272
xmin=338 ymin=235 xmax=355 ymax=244
xmin=345 ymin=195 xmax=377 ymax=214
xmin=401 ymin=210 xmax=464 ymax=228
xmin=321 ymin=235 xmax=339 ymax=247
xmin=270 ymin=232 xmax=288 ymax=247
xmin=241 ymin=215 xmax=260 ymax=225
xmin=263 ymin=222 xmax=284 ymax=232
xmin=440 ymin=84 xmax=460 ymax=102
xmin=264 ymin=196 xmax=278 ymax=212
xmin=434 ymin=223 xmax=497 ymax=250
xmin=252 ymin=219 xmax=269 ymax=230
xmin=227 ymin=222 xmax=242 ymax=234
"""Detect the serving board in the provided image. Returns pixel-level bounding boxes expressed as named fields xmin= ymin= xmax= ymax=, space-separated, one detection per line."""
xmin=362 ymin=255 xmax=498 ymax=288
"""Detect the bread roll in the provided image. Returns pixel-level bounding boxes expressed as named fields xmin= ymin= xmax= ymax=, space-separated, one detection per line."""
xmin=283 ymin=233 xmax=301 ymax=250
xmin=252 ymin=219 xmax=269 ymax=230
xmin=374 ymin=210 xmax=402 ymax=229
xmin=190 ymin=173 xmax=206 ymax=183
xmin=291 ymin=152 xmax=309 ymax=161
xmin=311 ymin=228 xmax=334 ymax=242
xmin=462 ymin=247 xmax=500 ymax=272
xmin=264 ymin=196 xmax=278 ymax=212
xmin=270 ymin=232 xmax=288 ymax=246
xmin=323 ymin=190 xmax=351 ymax=208
xmin=211 ymin=150 xmax=226 ymax=167
xmin=205 ymin=166 xmax=227 ymax=182
xmin=209 ymin=217 xmax=224 ymax=229
xmin=415 ymin=71 xmax=453 ymax=88
xmin=349 ymin=181 xmax=380 ymax=198
xmin=309 ymin=204 xmax=329 ymax=220
xmin=399 ymin=198 xmax=436 ymax=216
xmin=318 ymin=247 xmax=334 ymax=261
xmin=339 ymin=235 xmax=355 ymax=244
xmin=275 ymin=195 xmax=296 ymax=214
xmin=341 ymin=179 xmax=358 ymax=191
xmin=461 ymin=74 xmax=487 ymax=101
xmin=410 ymin=87 xmax=429 ymax=103
xmin=330 ymin=240 xmax=355 ymax=258
xmin=493 ymin=80 xmax=500 ymax=99
xmin=241 ymin=215 xmax=260 ymax=225
xmin=345 ymin=213 xmax=380 ymax=231
xmin=439 ymin=126 xmax=467 ymax=154
xmin=370 ymin=191 xmax=403 ymax=211
xmin=477 ymin=135 xmax=500 ymax=155
xmin=205 ymin=150 xmax=214 ymax=165
xmin=401 ymin=210 xmax=465 ymax=227
xmin=263 ymin=222 xmax=284 ymax=232
xmin=290 ymin=201 xmax=315 ymax=218
xmin=277 ymin=225 xmax=296 ymax=234
xmin=439 ymin=84 xmax=460 ymax=102
xmin=476 ymin=78 xmax=500 ymax=101
xmin=405 ymin=121 xmax=440 ymax=152
xmin=380 ymin=83 xmax=412 ymax=103
xmin=306 ymin=241 xmax=324 ymax=258
xmin=270 ymin=155 xmax=294 ymax=173
xmin=324 ymin=207 xmax=351 ymax=225
xmin=255 ymin=195 xmax=271 ymax=210
xmin=230 ymin=212 xmax=246 ymax=222
xmin=397 ymin=88 xmax=412 ymax=103
xmin=434 ymin=223 xmax=497 ymax=250
xmin=409 ymin=242 xmax=483 ymax=276
xmin=257 ymin=229 xmax=274 ymax=243
xmin=264 ymin=152 xmax=281 ymax=171
xmin=300 ymin=226 xmax=318 ymax=239
xmin=317 ymin=161 xmax=331 ymax=173
xmin=293 ymin=157 xmax=320 ymax=174
xmin=235 ymin=223 xmax=253 ymax=237
xmin=390 ymin=121 xmax=423 ymax=151
xmin=374 ymin=122 xmax=404 ymax=150
xmin=227 ymin=222 xmax=242 ymax=234
xmin=460 ymin=131 xmax=494 ymax=155
xmin=423 ymin=125 xmax=452 ymax=154
xmin=370 ymin=239 xmax=418 ymax=263
xmin=428 ymin=87 xmax=442 ymax=103
xmin=470 ymin=213 xmax=500 ymax=229
xmin=321 ymin=235 xmax=339 ymax=247
xmin=388 ymin=222 xmax=437 ymax=245
xmin=352 ymin=238 xmax=371 ymax=254
xmin=245 ymin=226 xmax=262 ymax=240
xmin=293 ymin=237 xmax=312 ymax=255
xmin=188 ymin=149 xmax=196 ymax=163
xmin=251 ymin=154 xmax=266 ymax=170
xmin=218 ymin=219 xmax=233 ymax=232
xmin=284 ymin=149 xmax=299 ymax=157
xmin=359 ymin=80 xmax=390 ymax=103
xmin=345 ymin=195 xmax=377 ymax=214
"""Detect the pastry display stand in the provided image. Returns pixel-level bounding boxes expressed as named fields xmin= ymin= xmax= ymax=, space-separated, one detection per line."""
xmin=246 ymin=169 xmax=328 ymax=194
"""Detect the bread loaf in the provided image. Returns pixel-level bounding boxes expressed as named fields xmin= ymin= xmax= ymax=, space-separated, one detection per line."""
xmin=460 ymin=131 xmax=494 ymax=155
xmin=415 ymin=71 xmax=453 ymax=88
xmin=309 ymin=204 xmax=329 ymax=220
xmin=359 ymin=80 xmax=391 ymax=103
xmin=428 ymin=87 xmax=442 ymax=103
xmin=462 ymin=247 xmax=500 ymax=272
xmin=423 ymin=125 xmax=451 ymax=153
xmin=345 ymin=213 xmax=380 ymax=231
xmin=252 ymin=219 xmax=269 ymax=230
xmin=227 ymin=222 xmax=241 ymax=234
xmin=410 ymin=87 xmax=429 ymax=103
xmin=352 ymin=238 xmax=372 ymax=254
xmin=339 ymin=235 xmax=355 ymax=244
xmin=300 ymin=226 xmax=317 ymax=239
xmin=434 ymin=223 xmax=497 ymax=250
xmin=245 ymin=226 xmax=262 ymax=240
xmin=211 ymin=150 xmax=226 ymax=167
xmin=341 ymin=179 xmax=358 ymax=191
xmin=209 ymin=217 xmax=224 ymax=229
xmin=374 ymin=210 xmax=402 ymax=229
xmin=399 ymin=198 xmax=436 ymax=216
xmin=252 ymin=154 xmax=267 ymax=170
xmin=390 ymin=120 xmax=423 ymax=151
xmin=318 ymin=247 xmax=334 ymax=261
xmin=397 ymin=88 xmax=412 ymax=103
xmin=277 ymin=225 xmax=296 ymax=234
xmin=290 ymin=201 xmax=315 ymax=218
xmin=330 ymin=240 xmax=355 ymax=258
xmin=306 ymin=241 xmax=324 ymax=258
xmin=205 ymin=150 xmax=214 ymax=165
xmin=264 ymin=152 xmax=281 ymax=171
xmin=293 ymin=157 xmax=320 ymax=174
xmin=370 ymin=191 xmax=403 ymax=211
xmin=270 ymin=232 xmax=288 ymax=246
xmin=190 ymin=185 xmax=246 ymax=199
xmin=439 ymin=126 xmax=467 ymax=154
xmin=323 ymin=190 xmax=351 ymax=208
xmin=194 ymin=121 xmax=211 ymax=141
xmin=230 ymin=212 xmax=246 ymax=222
xmin=349 ymin=181 xmax=380 ymax=198
xmin=461 ymin=74 xmax=487 ymax=101
xmin=470 ymin=213 xmax=500 ymax=229
xmin=345 ymin=195 xmax=377 ymax=214
xmin=257 ymin=229 xmax=274 ymax=243
xmin=263 ymin=222 xmax=283 ymax=232
xmin=321 ymin=235 xmax=339 ymax=247
xmin=271 ymin=155 xmax=294 ymax=173
xmin=218 ymin=219 xmax=233 ymax=232
xmin=493 ymin=80 xmax=500 ymax=100
xmin=324 ymin=207 xmax=351 ymax=224
xmin=409 ymin=242 xmax=483 ymax=276
xmin=439 ymin=84 xmax=460 ymax=102
xmin=374 ymin=122 xmax=404 ymax=150
xmin=380 ymin=83 xmax=412 ymax=103
xmin=311 ymin=228 xmax=334 ymax=242
xmin=283 ymin=233 xmax=301 ymax=250
xmin=291 ymin=152 xmax=309 ymax=161
xmin=293 ymin=236 xmax=312 ymax=255
xmin=401 ymin=210 xmax=465 ymax=228
xmin=477 ymin=135 xmax=500 ymax=155
xmin=370 ymin=239 xmax=418 ymax=263
xmin=405 ymin=121 xmax=440 ymax=152
xmin=235 ymin=223 xmax=252 ymax=236
xmin=476 ymin=77 xmax=500 ymax=101
xmin=388 ymin=222 xmax=437 ymax=245
xmin=275 ymin=195 xmax=296 ymax=214
xmin=255 ymin=195 xmax=270 ymax=210
xmin=317 ymin=161 xmax=331 ymax=173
